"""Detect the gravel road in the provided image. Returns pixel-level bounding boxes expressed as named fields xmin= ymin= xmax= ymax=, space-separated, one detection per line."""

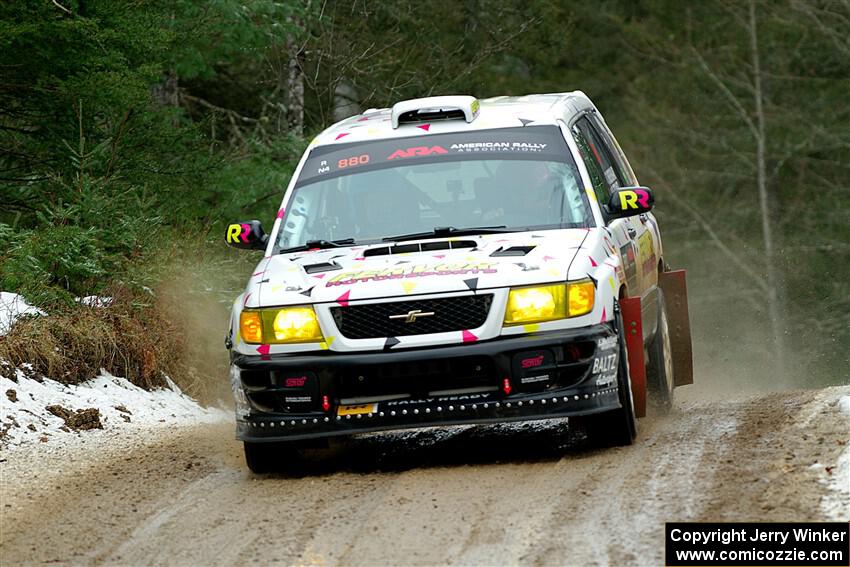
xmin=2 ymin=385 xmax=848 ymax=566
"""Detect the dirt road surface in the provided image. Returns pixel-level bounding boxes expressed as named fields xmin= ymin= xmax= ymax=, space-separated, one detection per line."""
xmin=2 ymin=386 xmax=848 ymax=566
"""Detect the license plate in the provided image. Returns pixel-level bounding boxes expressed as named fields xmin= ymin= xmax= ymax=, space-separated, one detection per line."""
xmin=337 ymin=403 xmax=378 ymax=416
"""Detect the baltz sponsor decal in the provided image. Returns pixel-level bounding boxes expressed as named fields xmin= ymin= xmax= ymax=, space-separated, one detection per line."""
xmin=449 ymin=141 xmax=548 ymax=153
xmin=387 ymin=146 xmax=448 ymax=159
xmin=596 ymin=336 xmax=618 ymax=351
xmin=592 ymin=353 xmax=617 ymax=374
xmin=520 ymin=355 xmax=546 ymax=369
xmin=325 ymin=262 xmax=497 ymax=286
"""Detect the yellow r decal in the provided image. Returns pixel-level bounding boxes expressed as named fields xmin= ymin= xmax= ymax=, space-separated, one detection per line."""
xmin=619 ymin=191 xmax=639 ymax=209
xmin=226 ymin=224 xmax=241 ymax=243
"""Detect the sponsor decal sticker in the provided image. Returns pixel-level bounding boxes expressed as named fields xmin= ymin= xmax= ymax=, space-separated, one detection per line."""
xmin=521 ymin=355 xmax=546 ymax=369
xmin=592 ymin=353 xmax=617 ymax=374
xmin=595 ymin=372 xmax=617 ymax=387
xmin=284 ymin=376 xmax=308 ymax=388
xmin=337 ymin=403 xmax=377 ymax=416
xmin=326 ymin=262 xmax=497 ymax=286
xmin=387 ymin=145 xmax=448 ymax=159
xmin=520 ymin=374 xmax=550 ymax=385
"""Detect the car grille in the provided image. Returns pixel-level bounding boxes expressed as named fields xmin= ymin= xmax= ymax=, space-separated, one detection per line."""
xmin=330 ymin=294 xmax=493 ymax=339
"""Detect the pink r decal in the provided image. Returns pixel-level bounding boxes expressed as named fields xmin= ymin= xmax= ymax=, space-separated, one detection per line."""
xmin=240 ymin=223 xmax=251 ymax=243
xmin=635 ymin=190 xmax=650 ymax=208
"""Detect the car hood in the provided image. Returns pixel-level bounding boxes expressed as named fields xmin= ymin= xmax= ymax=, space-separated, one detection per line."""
xmin=246 ymin=229 xmax=593 ymax=308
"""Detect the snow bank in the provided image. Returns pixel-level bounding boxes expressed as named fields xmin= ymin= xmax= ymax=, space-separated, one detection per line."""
xmin=0 ymin=292 xmax=45 ymax=336
xmin=815 ymin=391 xmax=850 ymax=521
xmin=1 ymin=368 xmax=230 ymax=450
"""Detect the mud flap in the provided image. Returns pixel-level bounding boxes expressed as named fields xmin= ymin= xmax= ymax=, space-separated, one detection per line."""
xmin=658 ymin=270 xmax=693 ymax=387
xmin=620 ymin=297 xmax=646 ymax=418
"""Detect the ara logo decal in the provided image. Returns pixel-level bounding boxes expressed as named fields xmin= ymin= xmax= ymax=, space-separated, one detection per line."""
xmin=387 ymin=146 xmax=448 ymax=160
xmin=618 ymin=189 xmax=651 ymax=210
xmin=226 ymin=223 xmax=252 ymax=244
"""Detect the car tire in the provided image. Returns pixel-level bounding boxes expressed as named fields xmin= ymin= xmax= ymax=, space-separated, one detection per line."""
xmin=584 ymin=304 xmax=637 ymax=447
xmin=646 ymin=289 xmax=675 ymax=414
xmin=243 ymin=441 xmax=298 ymax=474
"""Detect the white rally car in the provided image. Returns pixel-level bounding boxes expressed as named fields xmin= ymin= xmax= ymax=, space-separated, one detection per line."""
xmin=225 ymin=93 xmax=693 ymax=473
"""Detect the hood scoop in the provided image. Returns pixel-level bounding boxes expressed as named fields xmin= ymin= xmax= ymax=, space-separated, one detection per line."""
xmin=490 ymin=245 xmax=536 ymax=257
xmin=363 ymin=240 xmax=476 ymax=258
xmin=304 ymin=261 xmax=342 ymax=274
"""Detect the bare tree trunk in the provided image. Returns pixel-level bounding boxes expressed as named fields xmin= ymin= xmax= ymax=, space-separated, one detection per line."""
xmin=283 ymin=35 xmax=304 ymax=136
xmin=151 ymin=69 xmax=179 ymax=107
xmin=749 ymin=0 xmax=785 ymax=376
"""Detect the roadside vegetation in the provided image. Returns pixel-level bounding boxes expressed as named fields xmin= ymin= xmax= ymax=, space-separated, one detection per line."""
xmin=1 ymin=1 xmax=848 ymax=398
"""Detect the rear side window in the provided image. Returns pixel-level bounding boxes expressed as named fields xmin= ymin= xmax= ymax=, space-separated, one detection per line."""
xmin=588 ymin=114 xmax=637 ymax=186
xmin=573 ymin=117 xmax=625 ymax=194
xmin=571 ymin=122 xmax=609 ymax=206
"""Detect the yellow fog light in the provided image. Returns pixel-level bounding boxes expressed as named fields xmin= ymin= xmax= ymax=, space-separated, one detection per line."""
xmin=567 ymin=279 xmax=595 ymax=317
xmin=240 ymin=311 xmax=263 ymax=344
xmin=504 ymin=284 xmax=566 ymax=325
xmin=270 ymin=306 xmax=323 ymax=343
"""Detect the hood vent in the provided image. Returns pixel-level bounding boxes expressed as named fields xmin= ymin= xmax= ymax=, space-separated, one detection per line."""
xmin=304 ymin=261 xmax=342 ymax=274
xmin=490 ymin=245 xmax=536 ymax=257
xmin=363 ymin=240 xmax=476 ymax=258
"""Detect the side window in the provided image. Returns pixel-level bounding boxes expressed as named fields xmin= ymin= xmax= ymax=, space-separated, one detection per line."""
xmin=571 ymin=123 xmax=609 ymax=207
xmin=574 ymin=117 xmax=625 ymax=193
xmin=589 ymin=114 xmax=637 ymax=186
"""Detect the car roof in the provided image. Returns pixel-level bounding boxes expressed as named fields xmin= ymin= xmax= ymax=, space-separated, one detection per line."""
xmin=309 ymin=91 xmax=596 ymax=149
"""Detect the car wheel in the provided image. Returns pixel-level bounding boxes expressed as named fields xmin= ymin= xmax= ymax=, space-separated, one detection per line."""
xmin=584 ymin=304 xmax=637 ymax=447
xmin=243 ymin=441 xmax=299 ymax=474
xmin=646 ymin=289 xmax=675 ymax=414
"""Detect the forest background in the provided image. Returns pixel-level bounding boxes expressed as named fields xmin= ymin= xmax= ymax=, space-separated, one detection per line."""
xmin=1 ymin=0 xmax=847 ymax=399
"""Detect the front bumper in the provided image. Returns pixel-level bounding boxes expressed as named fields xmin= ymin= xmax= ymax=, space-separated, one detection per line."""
xmin=232 ymin=323 xmax=622 ymax=442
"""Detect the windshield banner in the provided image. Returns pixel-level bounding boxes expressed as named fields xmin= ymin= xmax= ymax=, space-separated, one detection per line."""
xmin=297 ymin=125 xmax=571 ymax=187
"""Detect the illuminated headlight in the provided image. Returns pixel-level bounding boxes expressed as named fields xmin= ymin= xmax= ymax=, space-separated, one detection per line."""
xmin=503 ymin=280 xmax=595 ymax=325
xmin=240 ymin=306 xmax=323 ymax=344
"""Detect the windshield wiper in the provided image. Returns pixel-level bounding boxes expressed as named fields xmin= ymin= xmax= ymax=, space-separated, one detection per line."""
xmin=382 ymin=226 xmax=517 ymax=243
xmin=279 ymin=238 xmax=355 ymax=253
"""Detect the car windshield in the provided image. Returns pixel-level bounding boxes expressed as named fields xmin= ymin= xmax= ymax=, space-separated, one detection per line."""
xmin=276 ymin=126 xmax=592 ymax=250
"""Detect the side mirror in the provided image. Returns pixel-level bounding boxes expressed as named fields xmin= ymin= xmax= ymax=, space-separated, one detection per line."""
xmin=225 ymin=220 xmax=268 ymax=251
xmin=605 ymin=186 xmax=654 ymax=219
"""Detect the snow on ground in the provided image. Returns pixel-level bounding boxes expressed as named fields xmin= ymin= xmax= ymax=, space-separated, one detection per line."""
xmin=1 ymin=368 xmax=230 ymax=451
xmin=810 ymin=390 xmax=850 ymax=521
xmin=0 ymin=292 xmax=45 ymax=335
